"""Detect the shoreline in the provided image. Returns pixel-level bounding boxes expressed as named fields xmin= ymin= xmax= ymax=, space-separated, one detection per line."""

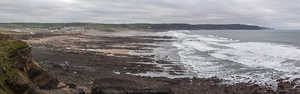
xmin=7 ymin=31 xmax=300 ymax=93
xmin=83 ymin=30 xmax=154 ymax=37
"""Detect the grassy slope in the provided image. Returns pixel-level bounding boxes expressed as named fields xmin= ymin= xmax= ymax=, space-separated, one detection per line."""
xmin=0 ymin=34 xmax=29 ymax=93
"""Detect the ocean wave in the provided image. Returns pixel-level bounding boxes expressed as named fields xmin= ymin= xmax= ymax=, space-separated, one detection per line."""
xmin=151 ymin=30 xmax=300 ymax=89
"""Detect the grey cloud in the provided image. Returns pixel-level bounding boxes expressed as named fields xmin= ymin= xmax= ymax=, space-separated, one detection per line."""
xmin=0 ymin=0 xmax=300 ymax=29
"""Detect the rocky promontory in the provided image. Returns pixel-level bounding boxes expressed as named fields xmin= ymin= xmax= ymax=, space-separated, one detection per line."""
xmin=0 ymin=34 xmax=60 ymax=93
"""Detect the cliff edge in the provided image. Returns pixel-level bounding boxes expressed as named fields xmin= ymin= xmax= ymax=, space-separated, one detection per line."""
xmin=0 ymin=33 xmax=59 ymax=94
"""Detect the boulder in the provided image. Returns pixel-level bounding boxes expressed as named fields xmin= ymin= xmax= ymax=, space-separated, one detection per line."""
xmin=65 ymin=83 xmax=77 ymax=89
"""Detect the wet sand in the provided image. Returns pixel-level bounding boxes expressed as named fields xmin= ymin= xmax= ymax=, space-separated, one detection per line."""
xmin=10 ymin=31 xmax=300 ymax=94
xmin=83 ymin=30 xmax=153 ymax=37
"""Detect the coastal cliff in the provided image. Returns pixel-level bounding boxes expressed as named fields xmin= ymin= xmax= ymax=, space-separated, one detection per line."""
xmin=145 ymin=24 xmax=270 ymax=30
xmin=0 ymin=34 xmax=59 ymax=94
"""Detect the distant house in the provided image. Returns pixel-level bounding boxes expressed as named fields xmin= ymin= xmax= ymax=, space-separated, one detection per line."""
xmin=12 ymin=29 xmax=22 ymax=32
xmin=30 ymin=32 xmax=36 ymax=34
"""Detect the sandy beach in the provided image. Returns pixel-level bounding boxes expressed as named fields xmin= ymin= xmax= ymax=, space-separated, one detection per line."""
xmin=83 ymin=30 xmax=153 ymax=37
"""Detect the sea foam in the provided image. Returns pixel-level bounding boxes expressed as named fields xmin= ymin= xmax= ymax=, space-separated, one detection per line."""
xmin=150 ymin=30 xmax=300 ymax=89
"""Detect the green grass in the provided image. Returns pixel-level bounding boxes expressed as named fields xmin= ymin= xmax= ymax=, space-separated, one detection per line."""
xmin=0 ymin=33 xmax=28 ymax=35
xmin=0 ymin=29 xmax=12 ymax=32
xmin=22 ymin=30 xmax=45 ymax=32
xmin=128 ymin=23 xmax=157 ymax=27
xmin=0 ymin=24 xmax=25 ymax=29
xmin=0 ymin=33 xmax=29 ymax=93
xmin=93 ymin=24 xmax=126 ymax=30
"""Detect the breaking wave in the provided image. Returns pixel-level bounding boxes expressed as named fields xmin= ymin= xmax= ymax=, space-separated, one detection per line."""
xmin=152 ymin=30 xmax=300 ymax=89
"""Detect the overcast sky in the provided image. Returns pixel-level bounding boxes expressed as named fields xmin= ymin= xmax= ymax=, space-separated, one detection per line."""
xmin=1 ymin=0 xmax=300 ymax=29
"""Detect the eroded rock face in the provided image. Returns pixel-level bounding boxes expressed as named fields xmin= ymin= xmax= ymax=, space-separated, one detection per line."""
xmin=0 ymin=34 xmax=59 ymax=93
xmin=6 ymin=71 xmax=38 ymax=94
xmin=13 ymin=46 xmax=59 ymax=89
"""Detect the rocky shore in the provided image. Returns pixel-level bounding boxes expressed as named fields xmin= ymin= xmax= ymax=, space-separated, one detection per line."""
xmin=2 ymin=31 xmax=300 ymax=94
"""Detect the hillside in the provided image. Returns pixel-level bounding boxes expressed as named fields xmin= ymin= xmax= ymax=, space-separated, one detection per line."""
xmin=145 ymin=24 xmax=270 ymax=30
xmin=0 ymin=23 xmax=271 ymax=33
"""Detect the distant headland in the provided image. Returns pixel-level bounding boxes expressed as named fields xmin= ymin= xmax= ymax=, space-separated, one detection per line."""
xmin=0 ymin=23 xmax=272 ymax=33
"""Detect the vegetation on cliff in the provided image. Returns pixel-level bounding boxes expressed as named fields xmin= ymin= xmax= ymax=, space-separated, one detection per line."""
xmin=0 ymin=33 xmax=59 ymax=94
xmin=0 ymin=34 xmax=29 ymax=93
xmin=0 ymin=34 xmax=29 ymax=62
xmin=0 ymin=34 xmax=29 ymax=70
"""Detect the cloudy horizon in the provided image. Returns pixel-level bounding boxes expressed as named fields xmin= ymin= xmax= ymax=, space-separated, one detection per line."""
xmin=1 ymin=0 xmax=300 ymax=29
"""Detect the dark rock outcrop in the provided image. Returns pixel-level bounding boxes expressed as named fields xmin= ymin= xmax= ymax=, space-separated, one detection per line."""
xmin=92 ymin=86 xmax=174 ymax=94
xmin=0 ymin=34 xmax=59 ymax=93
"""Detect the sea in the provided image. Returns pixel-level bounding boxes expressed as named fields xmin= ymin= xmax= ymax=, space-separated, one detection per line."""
xmin=134 ymin=30 xmax=300 ymax=89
